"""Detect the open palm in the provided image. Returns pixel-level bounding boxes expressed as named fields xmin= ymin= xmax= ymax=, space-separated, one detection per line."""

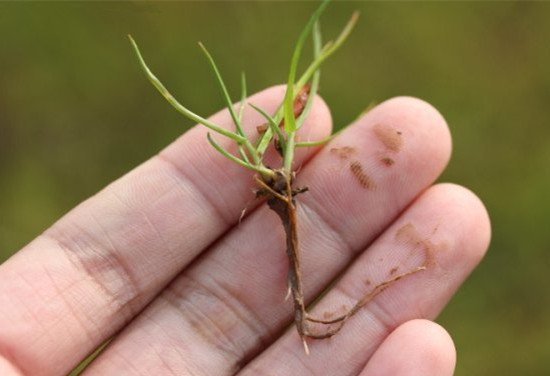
xmin=0 ymin=86 xmax=490 ymax=376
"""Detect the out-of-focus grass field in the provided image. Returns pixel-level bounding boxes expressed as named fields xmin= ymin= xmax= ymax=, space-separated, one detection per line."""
xmin=1 ymin=2 xmax=549 ymax=374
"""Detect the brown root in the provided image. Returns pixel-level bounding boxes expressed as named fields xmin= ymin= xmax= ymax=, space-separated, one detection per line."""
xmin=260 ymin=169 xmax=426 ymax=352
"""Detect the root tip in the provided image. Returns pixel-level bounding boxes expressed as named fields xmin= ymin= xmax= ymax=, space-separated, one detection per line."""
xmin=302 ymin=337 xmax=310 ymax=355
xmin=284 ymin=285 xmax=292 ymax=301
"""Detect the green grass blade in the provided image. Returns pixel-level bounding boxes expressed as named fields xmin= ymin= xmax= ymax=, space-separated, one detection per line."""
xmin=295 ymin=11 xmax=359 ymax=90
xmin=206 ymin=132 xmax=257 ymax=171
xmin=295 ymin=128 xmax=343 ymax=148
xmin=198 ymin=42 xmax=245 ymax=138
xmin=238 ymin=71 xmax=247 ymax=124
xmin=295 ymin=136 xmax=334 ymax=148
xmin=198 ymin=43 xmax=262 ymax=164
xmin=128 ymin=35 xmax=245 ymax=143
xmin=296 ymin=21 xmax=322 ymax=130
xmin=206 ymin=133 xmax=274 ymax=177
xmin=330 ymin=11 xmax=359 ymax=53
xmin=249 ymin=103 xmax=285 ymax=145
xmin=238 ymin=144 xmax=250 ymax=164
xmin=257 ymin=1 xmax=358 ymax=156
xmin=283 ymin=0 xmax=330 ymax=133
xmin=237 ymin=72 xmax=250 ymax=163
xmin=255 ymin=129 xmax=273 ymax=158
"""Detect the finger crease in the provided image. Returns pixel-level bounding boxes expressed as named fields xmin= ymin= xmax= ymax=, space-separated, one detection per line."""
xmin=42 ymin=229 xmax=142 ymax=322
xmin=162 ymin=275 xmax=246 ymax=367
xmin=205 ymin=274 xmax=272 ymax=360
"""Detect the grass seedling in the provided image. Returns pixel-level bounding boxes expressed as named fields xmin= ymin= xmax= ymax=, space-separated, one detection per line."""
xmin=130 ymin=0 xmax=424 ymax=354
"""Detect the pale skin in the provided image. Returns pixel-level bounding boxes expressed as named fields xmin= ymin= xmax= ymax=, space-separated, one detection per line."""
xmin=0 ymin=86 xmax=491 ymax=376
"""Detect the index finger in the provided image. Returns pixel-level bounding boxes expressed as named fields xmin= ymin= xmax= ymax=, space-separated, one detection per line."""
xmin=0 ymin=85 xmax=332 ymax=376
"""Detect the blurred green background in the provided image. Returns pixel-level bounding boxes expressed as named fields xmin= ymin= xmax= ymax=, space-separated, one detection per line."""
xmin=1 ymin=2 xmax=549 ymax=375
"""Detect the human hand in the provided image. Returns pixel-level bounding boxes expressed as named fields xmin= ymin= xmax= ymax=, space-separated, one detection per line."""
xmin=0 ymin=86 xmax=490 ymax=375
